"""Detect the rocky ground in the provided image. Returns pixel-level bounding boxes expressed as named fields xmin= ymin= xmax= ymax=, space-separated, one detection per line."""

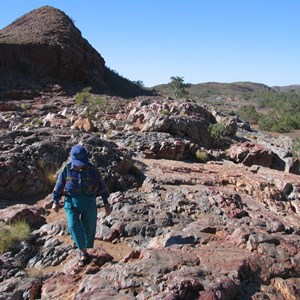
xmin=0 ymin=95 xmax=299 ymax=300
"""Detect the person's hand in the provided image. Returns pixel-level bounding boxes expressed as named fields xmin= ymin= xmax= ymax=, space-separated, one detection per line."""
xmin=52 ymin=202 xmax=60 ymax=213
xmin=104 ymin=203 xmax=112 ymax=216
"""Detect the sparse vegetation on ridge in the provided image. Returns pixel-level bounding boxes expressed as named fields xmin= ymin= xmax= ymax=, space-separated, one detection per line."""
xmin=154 ymin=81 xmax=273 ymax=100
xmin=104 ymin=67 xmax=155 ymax=98
xmin=75 ymin=87 xmax=108 ymax=119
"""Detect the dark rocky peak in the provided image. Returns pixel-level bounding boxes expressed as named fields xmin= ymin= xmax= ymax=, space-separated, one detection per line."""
xmin=0 ymin=6 xmax=107 ymax=99
xmin=0 ymin=6 xmax=79 ymax=46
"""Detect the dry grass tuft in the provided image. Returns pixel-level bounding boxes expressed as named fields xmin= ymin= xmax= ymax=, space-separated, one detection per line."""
xmin=0 ymin=221 xmax=30 ymax=254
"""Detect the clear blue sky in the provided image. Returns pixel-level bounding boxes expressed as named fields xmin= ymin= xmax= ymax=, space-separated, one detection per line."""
xmin=0 ymin=0 xmax=299 ymax=87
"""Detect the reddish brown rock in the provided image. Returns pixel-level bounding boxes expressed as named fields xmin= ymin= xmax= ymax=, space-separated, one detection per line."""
xmin=73 ymin=288 xmax=136 ymax=300
xmin=71 ymin=116 xmax=95 ymax=132
xmin=41 ymin=273 xmax=82 ymax=300
xmin=0 ymin=277 xmax=42 ymax=300
xmin=89 ymin=246 xmax=114 ymax=267
xmin=227 ymin=141 xmax=273 ymax=167
xmin=0 ymin=101 xmax=20 ymax=111
xmin=0 ymin=204 xmax=45 ymax=229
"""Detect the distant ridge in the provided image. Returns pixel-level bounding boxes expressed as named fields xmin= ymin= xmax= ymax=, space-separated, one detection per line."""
xmin=154 ymin=81 xmax=274 ymax=99
xmin=272 ymin=85 xmax=300 ymax=92
xmin=189 ymin=81 xmax=273 ymax=95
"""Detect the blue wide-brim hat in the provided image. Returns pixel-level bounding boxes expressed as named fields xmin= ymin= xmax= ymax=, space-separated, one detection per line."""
xmin=70 ymin=144 xmax=88 ymax=166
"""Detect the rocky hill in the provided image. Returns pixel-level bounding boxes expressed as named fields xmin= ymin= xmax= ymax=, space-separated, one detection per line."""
xmin=0 ymin=6 xmax=151 ymax=100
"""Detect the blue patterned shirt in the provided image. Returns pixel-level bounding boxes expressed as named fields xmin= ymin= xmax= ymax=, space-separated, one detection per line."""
xmin=53 ymin=162 xmax=109 ymax=204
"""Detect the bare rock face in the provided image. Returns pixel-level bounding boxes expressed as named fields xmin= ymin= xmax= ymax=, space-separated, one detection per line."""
xmin=0 ymin=6 xmax=107 ymax=99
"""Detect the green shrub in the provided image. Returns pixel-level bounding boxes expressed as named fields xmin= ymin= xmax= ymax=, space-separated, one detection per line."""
xmin=195 ymin=150 xmax=209 ymax=163
xmin=43 ymin=165 xmax=58 ymax=186
xmin=258 ymin=114 xmax=278 ymax=131
xmin=75 ymin=87 xmax=92 ymax=105
xmin=0 ymin=221 xmax=30 ymax=254
xmin=255 ymin=90 xmax=300 ymax=133
xmin=127 ymin=140 xmax=137 ymax=149
xmin=209 ymin=123 xmax=230 ymax=141
xmin=31 ymin=118 xmax=43 ymax=126
xmin=38 ymin=159 xmax=60 ymax=187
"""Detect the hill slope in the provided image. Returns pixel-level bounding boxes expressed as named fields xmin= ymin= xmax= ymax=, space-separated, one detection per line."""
xmin=0 ymin=6 xmax=152 ymax=99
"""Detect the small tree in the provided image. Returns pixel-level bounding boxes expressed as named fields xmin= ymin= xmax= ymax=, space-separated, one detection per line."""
xmin=169 ymin=76 xmax=188 ymax=98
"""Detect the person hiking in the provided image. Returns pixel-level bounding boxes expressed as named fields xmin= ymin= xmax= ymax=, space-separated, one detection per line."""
xmin=52 ymin=144 xmax=111 ymax=266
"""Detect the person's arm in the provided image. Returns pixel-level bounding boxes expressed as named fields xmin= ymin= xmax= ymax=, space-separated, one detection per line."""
xmin=52 ymin=166 xmax=67 ymax=212
xmin=98 ymin=179 xmax=109 ymax=204
xmin=95 ymin=169 xmax=111 ymax=215
xmin=100 ymin=179 xmax=111 ymax=215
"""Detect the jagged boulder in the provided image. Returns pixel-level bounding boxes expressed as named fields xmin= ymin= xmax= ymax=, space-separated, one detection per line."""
xmin=124 ymin=99 xmax=216 ymax=148
xmin=227 ymin=141 xmax=274 ymax=167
